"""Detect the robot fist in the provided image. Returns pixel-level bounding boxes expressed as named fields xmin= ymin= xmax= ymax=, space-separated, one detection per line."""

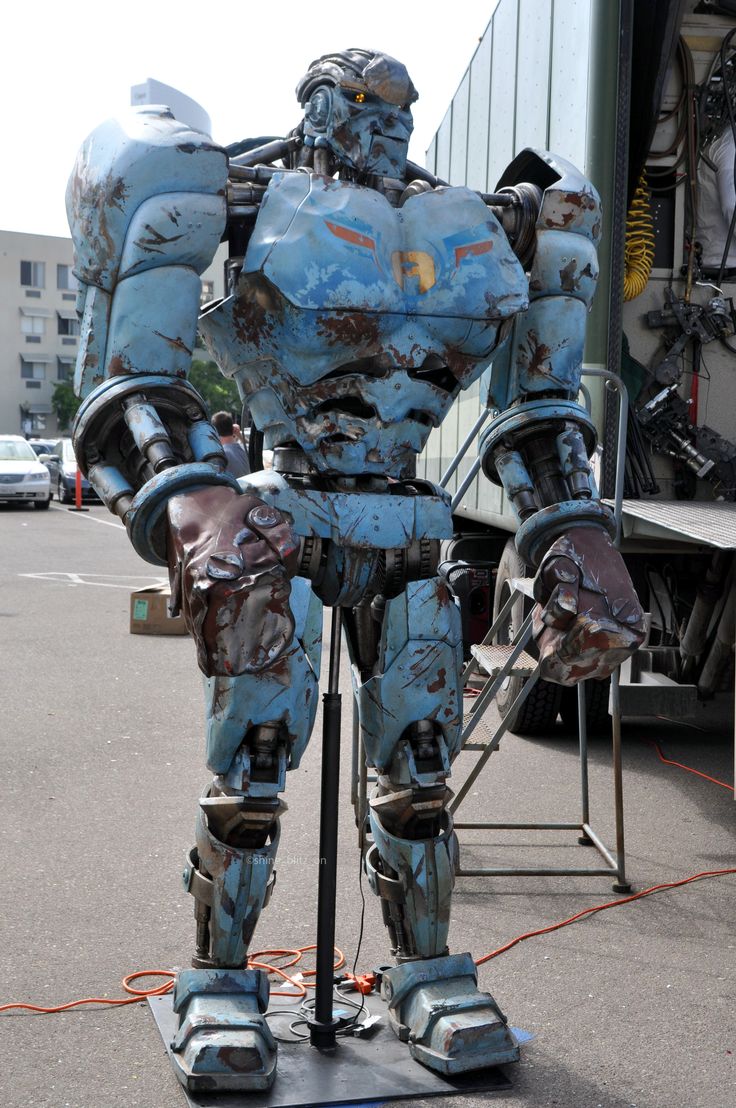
xmin=532 ymin=526 xmax=646 ymax=686
xmin=166 ymin=486 xmax=300 ymax=677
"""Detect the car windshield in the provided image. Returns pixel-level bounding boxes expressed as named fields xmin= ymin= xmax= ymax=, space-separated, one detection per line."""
xmin=61 ymin=441 xmax=76 ymax=462
xmin=0 ymin=440 xmax=36 ymax=462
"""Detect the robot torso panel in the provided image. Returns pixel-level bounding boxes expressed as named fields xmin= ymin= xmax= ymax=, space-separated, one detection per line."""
xmin=200 ymin=172 xmax=528 ymax=477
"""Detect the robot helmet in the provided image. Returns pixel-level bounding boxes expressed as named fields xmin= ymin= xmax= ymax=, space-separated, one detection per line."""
xmin=295 ymin=48 xmax=418 ymax=108
xmin=296 ymin=49 xmax=417 ymax=178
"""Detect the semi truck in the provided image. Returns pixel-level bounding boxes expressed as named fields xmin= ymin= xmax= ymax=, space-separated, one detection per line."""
xmin=419 ymin=0 xmax=736 ymax=751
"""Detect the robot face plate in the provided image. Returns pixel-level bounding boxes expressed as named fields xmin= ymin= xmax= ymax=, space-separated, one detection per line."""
xmin=327 ymin=85 xmax=414 ymax=178
xmin=301 ymin=52 xmax=417 ymax=178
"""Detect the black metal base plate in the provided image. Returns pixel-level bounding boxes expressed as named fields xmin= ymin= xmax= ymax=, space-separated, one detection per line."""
xmin=148 ymin=990 xmax=514 ymax=1107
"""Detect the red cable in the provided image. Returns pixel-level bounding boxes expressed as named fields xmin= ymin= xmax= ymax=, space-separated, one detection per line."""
xmin=475 ymin=867 xmax=736 ymax=965
xmin=0 ymin=947 xmax=345 ymax=1015
xmin=649 ymin=740 xmax=733 ymax=791
xmin=2 ymin=743 xmax=731 ymax=1013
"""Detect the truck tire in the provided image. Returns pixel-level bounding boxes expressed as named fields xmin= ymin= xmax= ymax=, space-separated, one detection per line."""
xmin=493 ymin=538 xmax=562 ymax=736
xmin=560 ymin=678 xmax=611 ymax=734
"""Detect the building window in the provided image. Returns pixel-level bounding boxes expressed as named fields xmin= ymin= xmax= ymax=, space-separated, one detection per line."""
xmin=20 ymin=260 xmax=45 ymax=288
xmin=21 ymin=360 xmax=47 ymax=381
xmin=57 ymin=313 xmax=80 ymax=337
xmin=200 ymin=280 xmax=214 ymax=306
xmin=25 ymin=380 xmax=42 ymax=389
xmin=21 ymin=313 xmax=45 ymax=337
xmin=57 ymin=358 xmax=75 ymax=382
xmin=57 ymin=264 xmax=78 ymax=291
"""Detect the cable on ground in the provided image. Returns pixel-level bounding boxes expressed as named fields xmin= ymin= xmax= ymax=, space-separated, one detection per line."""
xmin=0 ymin=948 xmax=345 ymax=1016
xmin=475 ymin=868 xmax=736 ymax=965
xmin=3 ymin=737 xmax=733 ymax=1017
xmin=648 ymin=739 xmax=733 ymax=791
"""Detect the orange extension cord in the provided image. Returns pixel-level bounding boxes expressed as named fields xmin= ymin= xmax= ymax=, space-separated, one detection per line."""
xmin=1 ymin=742 xmax=732 ymax=1015
xmin=649 ymin=739 xmax=733 ymax=792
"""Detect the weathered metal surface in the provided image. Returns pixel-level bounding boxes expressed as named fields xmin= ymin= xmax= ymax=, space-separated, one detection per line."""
xmin=73 ymin=374 xmax=235 ymax=565
xmin=240 ymin=469 xmax=452 ymax=547
xmin=199 ymin=171 xmax=528 ymax=477
xmin=297 ymin=51 xmax=418 ymax=179
xmin=489 ymin=149 xmax=601 ymax=413
xmin=532 ymin=526 xmax=647 ymax=685
xmin=365 ymin=813 xmax=457 ymax=959
xmin=167 ymin=485 xmax=300 ymax=676
xmin=65 ymin=51 xmax=644 ymax=1092
xmin=149 ymin=987 xmax=514 ymax=1106
xmin=66 ymin=108 xmax=227 ymax=291
xmin=67 ymin=106 xmax=227 ymax=397
xmin=170 ymin=968 xmax=276 ymax=1092
xmin=354 ymin=577 xmax=463 ymax=771
xmin=190 ymin=804 xmax=280 ymax=965
xmin=380 ymin=953 xmax=519 ymax=1075
xmin=203 ymin=577 xmax=322 ymax=774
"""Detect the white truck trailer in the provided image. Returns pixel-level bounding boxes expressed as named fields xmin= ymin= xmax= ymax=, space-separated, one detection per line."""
xmin=420 ymin=0 xmax=736 ymax=745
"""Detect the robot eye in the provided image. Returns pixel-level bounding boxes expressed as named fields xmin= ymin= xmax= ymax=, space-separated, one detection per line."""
xmin=353 ymin=91 xmax=366 ymax=104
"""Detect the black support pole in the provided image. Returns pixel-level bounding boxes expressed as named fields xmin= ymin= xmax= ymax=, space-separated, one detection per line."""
xmin=309 ymin=607 xmax=343 ymax=1049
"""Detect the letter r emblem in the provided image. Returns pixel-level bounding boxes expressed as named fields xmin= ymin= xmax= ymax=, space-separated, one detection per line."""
xmin=391 ymin=250 xmax=436 ymax=293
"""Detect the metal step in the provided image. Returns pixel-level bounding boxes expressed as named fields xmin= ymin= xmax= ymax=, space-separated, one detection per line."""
xmin=470 ymin=642 xmax=539 ymax=678
xmin=613 ymin=498 xmax=736 ymax=549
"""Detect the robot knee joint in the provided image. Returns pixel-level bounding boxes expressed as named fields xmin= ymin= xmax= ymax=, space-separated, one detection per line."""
xmin=206 ymin=722 xmax=289 ymax=849
xmin=371 ymin=719 xmax=452 ymax=839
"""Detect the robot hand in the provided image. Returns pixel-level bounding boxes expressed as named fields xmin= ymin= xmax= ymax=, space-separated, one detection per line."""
xmin=166 ymin=486 xmax=300 ymax=677
xmin=532 ymin=526 xmax=646 ymax=686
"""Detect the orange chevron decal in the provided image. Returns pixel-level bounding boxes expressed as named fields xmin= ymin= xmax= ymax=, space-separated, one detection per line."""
xmin=325 ymin=220 xmax=376 ymax=251
xmin=454 ymin=240 xmax=493 ymax=266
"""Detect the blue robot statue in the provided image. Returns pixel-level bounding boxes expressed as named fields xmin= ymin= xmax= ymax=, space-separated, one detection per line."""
xmin=67 ymin=49 xmax=645 ymax=1093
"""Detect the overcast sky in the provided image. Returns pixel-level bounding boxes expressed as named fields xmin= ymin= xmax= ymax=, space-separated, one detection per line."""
xmin=1 ymin=0 xmax=497 ymax=240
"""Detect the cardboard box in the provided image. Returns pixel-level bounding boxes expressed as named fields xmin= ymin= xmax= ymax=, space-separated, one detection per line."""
xmin=130 ymin=585 xmax=188 ymax=636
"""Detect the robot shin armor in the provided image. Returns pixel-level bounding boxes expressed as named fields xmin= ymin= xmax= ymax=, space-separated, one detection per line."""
xmin=186 ymin=803 xmax=280 ymax=968
xmin=365 ymin=809 xmax=458 ymax=960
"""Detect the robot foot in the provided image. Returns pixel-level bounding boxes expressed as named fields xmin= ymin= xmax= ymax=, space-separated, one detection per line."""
xmin=381 ymin=952 xmax=519 ymax=1076
xmin=170 ymin=968 xmax=277 ymax=1093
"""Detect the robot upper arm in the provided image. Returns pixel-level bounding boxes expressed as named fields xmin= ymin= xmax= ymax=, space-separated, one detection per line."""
xmin=489 ymin=149 xmax=602 ymax=406
xmin=67 ymin=106 xmax=228 ymax=396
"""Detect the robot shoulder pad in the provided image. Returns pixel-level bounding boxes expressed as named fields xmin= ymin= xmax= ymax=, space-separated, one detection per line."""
xmin=497 ymin=148 xmax=601 ymax=245
xmin=66 ymin=106 xmax=228 ymax=291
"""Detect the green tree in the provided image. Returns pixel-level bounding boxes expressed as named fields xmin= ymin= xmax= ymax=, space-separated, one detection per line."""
xmin=189 ymin=359 xmax=241 ymax=418
xmin=52 ymin=381 xmax=82 ymax=431
xmin=51 ymin=360 xmax=239 ymax=434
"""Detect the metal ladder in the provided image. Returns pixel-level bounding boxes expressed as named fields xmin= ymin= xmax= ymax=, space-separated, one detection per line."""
xmin=351 ymin=368 xmax=631 ymax=889
xmin=450 ymin=576 xmax=629 ymax=890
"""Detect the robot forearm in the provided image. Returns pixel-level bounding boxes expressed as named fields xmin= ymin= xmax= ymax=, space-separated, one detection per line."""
xmin=480 ymin=150 xmax=613 ymax=568
xmin=481 ymin=151 xmax=645 ymax=680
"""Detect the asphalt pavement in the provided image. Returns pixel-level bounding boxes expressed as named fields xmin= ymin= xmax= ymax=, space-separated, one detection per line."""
xmin=1 ymin=499 xmax=734 ymax=1108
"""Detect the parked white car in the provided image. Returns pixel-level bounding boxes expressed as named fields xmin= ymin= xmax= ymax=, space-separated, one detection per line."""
xmin=0 ymin=435 xmax=51 ymax=509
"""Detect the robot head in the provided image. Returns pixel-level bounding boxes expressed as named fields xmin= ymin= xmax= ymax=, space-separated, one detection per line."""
xmin=296 ymin=48 xmax=417 ymax=178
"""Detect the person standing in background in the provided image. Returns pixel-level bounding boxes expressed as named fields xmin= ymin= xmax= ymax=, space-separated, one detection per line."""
xmin=211 ymin=410 xmax=250 ymax=478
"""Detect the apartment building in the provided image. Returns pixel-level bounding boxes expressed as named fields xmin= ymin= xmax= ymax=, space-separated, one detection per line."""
xmin=0 ymin=230 xmax=81 ymax=435
xmin=0 ymin=228 xmax=226 ymax=436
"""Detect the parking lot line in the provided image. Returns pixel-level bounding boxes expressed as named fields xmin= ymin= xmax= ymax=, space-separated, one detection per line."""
xmin=50 ymin=503 xmax=125 ymax=529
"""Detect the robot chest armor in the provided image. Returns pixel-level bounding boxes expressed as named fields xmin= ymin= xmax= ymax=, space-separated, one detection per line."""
xmin=203 ymin=172 xmax=528 ymax=384
xmin=199 ymin=173 xmax=528 ymax=476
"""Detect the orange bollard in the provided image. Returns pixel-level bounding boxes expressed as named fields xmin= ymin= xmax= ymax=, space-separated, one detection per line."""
xmin=68 ymin=468 xmax=89 ymax=512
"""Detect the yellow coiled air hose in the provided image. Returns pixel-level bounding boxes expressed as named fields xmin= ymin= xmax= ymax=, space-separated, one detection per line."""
xmin=623 ymin=174 xmax=656 ymax=301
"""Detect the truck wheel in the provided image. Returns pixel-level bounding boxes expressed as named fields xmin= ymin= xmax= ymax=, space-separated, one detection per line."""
xmin=560 ymin=678 xmax=611 ymax=734
xmin=493 ymin=538 xmax=562 ymax=735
